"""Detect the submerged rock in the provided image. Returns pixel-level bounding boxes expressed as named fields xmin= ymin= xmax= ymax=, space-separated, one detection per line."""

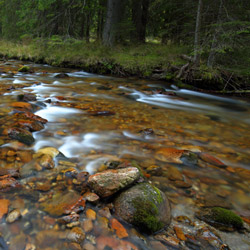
xmin=87 ymin=167 xmax=140 ymax=198
xmin=40 ymin=190 xmax=85 ymax=216
xmin=114 ymin=182 xmax=171 ymax=233
xmin=8 ymin=127 xmax=35 ymax=145
xmin=54 ymin=73 xmax=69 ymax=78
xmin=196 ymin=207 xmax=244 ymax=231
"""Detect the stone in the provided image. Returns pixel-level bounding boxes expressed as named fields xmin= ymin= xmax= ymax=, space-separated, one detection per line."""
xmin=38 ymin=154 xmax=55 ymax=169
xmin=35 ymin=230 xmax=66 ymax=248
xmin=114 ymin=182 xmax=171 ymax=233
xmin=155 ymin=148 xmax=185 ymax=163
xmin=0 ymin=199 xmax=10 ymax=219
xmin=167 ymin=166 xmax=183 ymax=181
xmin=196 ymin=207 xmax=244 ymax=231
xmin=57 ymin=214 xmax=80 ymax=225
xmin=86 ymin=209 xmax=96 ymax=220
xmin=110 ymin=218 xmax=128 ymax=239
xmin=83 ymin=219 xmax=93 ymax=233
xmin=199 ymin=153 xmax=226 ymax=168
xmin=54 ymin=73 xmax=69 ymax=78
xmin=6 ymin=209 xmax=21 ymax=223
xmin=34 ymin=147 xmax=60 ymax=158
xmin=66 ymin=227 xmax=85 ymax=244
xmin=8 ymin=127 xmax=35 ymax=145
xmin=0 ymin=177 xmax=20 ymax=191
xmin=87 ymin=167 xmax=140 ymax=198
xmin=17 ymin=93 xmax=37 ymax=102
xmin=40 ymin=190 xmax=85 ymax=216
xmin=96 ymin=236 xmax=138 ymax=250
xmin=11 ymin=102 xmax=32 ymax=111
xmin=16 ymin=119 xmax=44 ymax=132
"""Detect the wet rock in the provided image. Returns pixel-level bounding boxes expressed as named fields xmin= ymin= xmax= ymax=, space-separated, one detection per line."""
xmin=114 ymin=182 xmax=171 ymax=233
xmin=110 ymin=218 xmax=128 ymax=239
xmin=16 ymin=119 xmax=44 ymax=132
xmin=154 ymin=234 xmax=180 ymax=248
xmin=38 ymin=154 xmax=55 ymax=169
xmin=82 ymin=243 xmax=95 ymax=250
xmin=96 ymin=236 xmax=138 ymax=250
xmin=0 ymin=177 xmax=20 ymax=191
xmin=146 ymin=165 xmax=163 ymax=176
xmin=34 ymin=147 xmax=60 ymax=158
xmin=88 ymin=110 xmax=116 ymax=116
xmin=83 ymin=191 xmax=100 ymax=204
xmin=139 ymin=128 xmax=155 ymax=136
xmin=35 ymin=230 xmax=67 ymax=248
xmin=6 ymin=209 xmax=21 ymax=223
xmin=155 ymin=148 xmax=185 ymax=163
xmin=0 ymin=199 xmax=10 ymax=220
xmin=174 ymin=225 xmax=186 ymax=241
xmin=8 ymin=127 xmax=35 ymax=145
xmin=167 ymin=166 xmax=183 ymax=181
xmin=87 ymin=167 xmax=140 ymax=198
xmin=58 ymin=213 xmax=80 ymax=225
xmin=17 ymin=93 xmax=37 ymax=102
xmin=66 ymin=227 xmax=85 ymax=244
xmin=54 ymin=73 xmax=69 ymax=78
xmin=196 ymin=207 xmax=244 ymax=231
xmin=150 ymin=241 xmax=167 ymax=250
xmin=199 ymin=153 xmax=227 ymax=168
xmin=0 ymin=168 xmax=20 ymax=178
xmin=86 ymin=209 xmax=96 ymax=220
xmin=40 ymin=190 xmax=85 ymax=216
xmin=22 ymin=111 xmax=48 ymax=124
xmin=98 ymin=207 xmax=111 ymax=218
xmin=11 ymin=102 xmax=32 ymax=111
xmin=67 ymin=242 xmax=82 ymax=250
xmin=83 ymin=219 xmax=93 ymax=233
xmin=202 ymin=193 xmax=232 ymax=209
xmin=9 ymin=232 xmax=27 ymax=250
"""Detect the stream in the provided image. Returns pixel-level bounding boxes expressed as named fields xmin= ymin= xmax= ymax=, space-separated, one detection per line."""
xmin=0 ymin=60 xmax=249 ymax=250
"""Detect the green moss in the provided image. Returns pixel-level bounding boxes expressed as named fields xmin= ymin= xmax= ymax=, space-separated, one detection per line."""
xmin=18 ymin=65 xmax=30 ymax=72
xmin=211 ymin=207 xmax=243 ymax=229
xmin=129 ymin=183 xmax=165 ymax=233
xmin=131 ymin=196 xmax=163 ymax=233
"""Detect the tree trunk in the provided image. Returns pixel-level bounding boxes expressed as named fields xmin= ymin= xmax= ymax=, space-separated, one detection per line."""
xmin=85 ymin=13 xmax=90 ymax=43
xmin=97 ymin=0 xmax=105 ymax=41
xmin=131 ymin=0 xmax=149 ymax=43
xmin=194 ymin=0 xmax=203 ymax=66
xmin=207 ymin=0 xmax=223 ymax=67
xmin=102 ymin=0 xmax=124 ymax=46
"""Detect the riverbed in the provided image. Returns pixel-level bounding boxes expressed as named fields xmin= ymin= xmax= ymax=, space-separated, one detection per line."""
xmin=0 ymin=60 xmax=249 ymax=250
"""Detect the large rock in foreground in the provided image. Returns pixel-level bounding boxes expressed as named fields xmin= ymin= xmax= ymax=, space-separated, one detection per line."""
xmin=114 ymin=182 xmax=171 ymax=233
xmin=87 ymin=167 xmax=140 ymax=198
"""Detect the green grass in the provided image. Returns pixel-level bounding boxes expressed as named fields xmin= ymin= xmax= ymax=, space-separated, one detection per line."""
xmin=0 ymin=38 xmax=188 ymax=76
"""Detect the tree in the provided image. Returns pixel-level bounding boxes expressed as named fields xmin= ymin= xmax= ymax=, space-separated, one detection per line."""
xmin=102 ymin=0 xmax=126 ymax=46
xmin=131 ymin=0 xmax=150 ymax=43
xmin=193 ymin=0 xmax=203 ymax=66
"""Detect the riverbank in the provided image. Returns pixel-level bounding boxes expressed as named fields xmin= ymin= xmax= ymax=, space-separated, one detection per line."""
xmin=0 ymin=39 xmax=249 ymax=94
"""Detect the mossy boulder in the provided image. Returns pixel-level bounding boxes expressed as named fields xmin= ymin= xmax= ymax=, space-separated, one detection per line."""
xmin=114 ymin=182 xmax=171 ymax=233
xmin=196 ymin=207 xmax=243 ymax=231
xmin=18 ymin=66 xmax=30 ymax=73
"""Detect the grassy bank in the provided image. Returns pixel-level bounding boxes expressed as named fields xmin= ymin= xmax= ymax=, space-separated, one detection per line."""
xmin=0 ymin=38 xmax=249 ymax=92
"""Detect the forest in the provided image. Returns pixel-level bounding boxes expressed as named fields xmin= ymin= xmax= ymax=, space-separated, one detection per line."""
xmin=0 ymin=0 xmax=250 ymax=91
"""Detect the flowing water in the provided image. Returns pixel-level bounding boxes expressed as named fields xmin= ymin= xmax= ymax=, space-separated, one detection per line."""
xmin=0 ymin=60 xmax=249 ymax=250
